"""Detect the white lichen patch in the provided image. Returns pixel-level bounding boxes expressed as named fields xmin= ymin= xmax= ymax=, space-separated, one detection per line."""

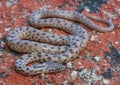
xmin=6 ymin=1 xmax=13 ymax=7
xmin=115 ymin=41 xmax=119 ymax=44
xmin=84 ymin=7 xmax=90 ymax=12
xmin=5 ymin=27 xmax=11 ymax=32
xmin=103 ymin=79 xmax=110 ymax=85
xmin=93 ymin=56 xmax=101 ymax=61
xmin=90 ymin=35 xmax=98 ymax=41
xmin=0 ymin=41 xmax=5 ymax=48
xmin=62 ymin=79 xmax=68 ymax=85
xmin=71 ymin=70 xmax=78 ymax=80
xmin=6 ymin=0 xmax=19 ymax=7
xmin=67 ymin=62 xmax=74 ymax=69
xmin=78 ymin=67 xmax=102 ymax=85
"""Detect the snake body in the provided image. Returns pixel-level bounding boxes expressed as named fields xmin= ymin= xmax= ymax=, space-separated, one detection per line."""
xmin=7 ymin=10 xmax=114 ymax=75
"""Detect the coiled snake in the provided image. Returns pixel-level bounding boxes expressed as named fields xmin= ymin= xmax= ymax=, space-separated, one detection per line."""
xmin=6 ymin=10 xmax=114 ymax=75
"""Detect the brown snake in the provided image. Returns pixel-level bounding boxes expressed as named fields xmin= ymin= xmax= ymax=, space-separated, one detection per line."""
xmin=6 ymin=10 xmax=114 ymax=75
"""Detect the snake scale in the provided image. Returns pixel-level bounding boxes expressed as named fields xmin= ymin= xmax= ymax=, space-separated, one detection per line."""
xmin=7 ymin=10 xmax=114 ymax=75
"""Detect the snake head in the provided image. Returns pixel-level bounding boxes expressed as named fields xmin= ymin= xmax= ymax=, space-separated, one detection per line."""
xmin=45 ymin=62 xmax=66 ymax=73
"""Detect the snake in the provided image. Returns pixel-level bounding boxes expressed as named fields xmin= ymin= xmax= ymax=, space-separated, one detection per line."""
xmin=6 ymin=10 xmax=114 ymax=75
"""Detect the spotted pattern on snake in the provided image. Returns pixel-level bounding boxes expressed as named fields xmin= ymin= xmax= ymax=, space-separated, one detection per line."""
xmin=6 ymin=10 xmax=114 ymax=75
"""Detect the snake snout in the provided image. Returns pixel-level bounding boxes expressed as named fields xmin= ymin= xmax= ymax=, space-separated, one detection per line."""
xmin=46 ymin=62 xmax=66 ymax=73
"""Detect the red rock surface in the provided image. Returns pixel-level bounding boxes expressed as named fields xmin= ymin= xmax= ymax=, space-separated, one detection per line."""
xmin=0 ymin=0 xmax=120 ymax=85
